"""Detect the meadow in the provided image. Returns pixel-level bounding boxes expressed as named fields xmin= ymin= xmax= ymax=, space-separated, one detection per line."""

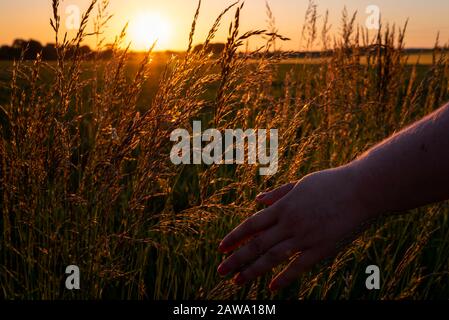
xmin=0 ymin=0 xmax=448 ymax=300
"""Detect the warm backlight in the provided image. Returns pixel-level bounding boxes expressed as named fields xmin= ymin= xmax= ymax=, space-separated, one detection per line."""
xmin=129 ymin=12 xmax=171 ymax=51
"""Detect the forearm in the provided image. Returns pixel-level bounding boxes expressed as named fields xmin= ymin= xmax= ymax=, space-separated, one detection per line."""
xmin=348 ymin=102 xmax=449 ymax=217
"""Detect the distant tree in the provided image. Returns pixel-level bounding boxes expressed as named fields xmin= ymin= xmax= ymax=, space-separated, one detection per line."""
xmin=80 ymin=45 xmax=92 ymax=57
xmin=5 ymin=39 xmax=43 ymax=60
xmin=0 ymin=39 xmax=94 ymax=60
xmin=12 ymin=39 xmax=26 ymax=49
xmin=24 ymin=40 xmax=43 ymax=60
xmin=0 ymin=45 xmax=14 ymax=60
xmin=42 ymin=43 xmax=57 ymax=60
xmin=193 ymin=43 xmax=225 ymax=56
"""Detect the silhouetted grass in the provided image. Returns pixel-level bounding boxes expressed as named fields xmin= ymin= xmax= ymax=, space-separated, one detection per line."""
xmin=0 ymin=0 xmax=448 ymax=299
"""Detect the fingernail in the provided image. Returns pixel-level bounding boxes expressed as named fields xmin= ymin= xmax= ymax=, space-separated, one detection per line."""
xmin=256 ymin=193 xmax=266 ymax=200
xmin=218 ymin=242 xmax=226 ymax=253
xmin=217 ymin=264 xmax=228 ymax=276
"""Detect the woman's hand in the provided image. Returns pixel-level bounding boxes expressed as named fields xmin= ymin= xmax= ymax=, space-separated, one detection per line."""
xmin=217 ymin=165 xmax=378 ymax=291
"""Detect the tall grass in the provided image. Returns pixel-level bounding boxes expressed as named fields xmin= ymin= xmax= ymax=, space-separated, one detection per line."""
xmin=0 ymin=0 xmax=448 ymax=299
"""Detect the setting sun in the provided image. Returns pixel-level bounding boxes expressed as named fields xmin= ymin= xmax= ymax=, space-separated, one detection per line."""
xmin=129 ymin=12 xmax=171 ymax=51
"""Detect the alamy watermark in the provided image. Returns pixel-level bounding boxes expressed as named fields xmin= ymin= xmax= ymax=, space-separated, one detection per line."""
xmin=365 ymin=5 xmax=380 ymax=30
xmin=170 ymin=121 xmax=279 ymax=176
xmin=365 ymin=265 xmax=380 ymax=290
xmin=65 ymin=4 xmax=81 ymax=30
xmin=65 ymin=265 xmax=80 ymax=290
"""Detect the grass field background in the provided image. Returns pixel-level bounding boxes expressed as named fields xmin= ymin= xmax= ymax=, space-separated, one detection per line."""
xmin=1 ymin=1 xmax=449 ymax=300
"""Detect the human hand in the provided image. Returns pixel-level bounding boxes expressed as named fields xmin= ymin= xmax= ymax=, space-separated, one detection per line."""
xmin=217 ymin=165 xmax=377 ymax=291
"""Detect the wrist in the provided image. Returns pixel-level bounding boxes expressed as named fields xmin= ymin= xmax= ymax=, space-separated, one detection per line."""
xmin=341 ymin=160 xmax=386 ymax=220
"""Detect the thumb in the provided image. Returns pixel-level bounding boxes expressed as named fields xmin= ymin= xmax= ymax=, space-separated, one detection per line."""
xmin=256 ymin=182 xmax=296 ymax=206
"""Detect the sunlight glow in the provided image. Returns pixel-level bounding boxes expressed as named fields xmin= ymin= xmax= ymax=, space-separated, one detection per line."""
xmin=129 ymin=12 xmax=171 ymax=51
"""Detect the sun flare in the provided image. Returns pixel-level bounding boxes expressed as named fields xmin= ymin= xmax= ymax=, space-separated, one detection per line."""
xmin=129 ymin=12 xmax=171 ymax=51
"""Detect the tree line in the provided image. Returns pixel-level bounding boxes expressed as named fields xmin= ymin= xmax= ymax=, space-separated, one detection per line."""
xmin=0 ymin=39 xmax=112 ymax=60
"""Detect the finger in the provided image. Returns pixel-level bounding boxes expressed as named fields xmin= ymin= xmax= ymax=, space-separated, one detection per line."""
xmin=269 ymin=249 xmax=323 ymax=292
xmin=233 ymin=240 xmax=299 ymax=285
xmin=217 ymin=226 xmax=289 ymax=276
xmin=219 ymin=207 xmax=277 ymax=253
xmin=256 ymin=182 xmax=295 ymax=206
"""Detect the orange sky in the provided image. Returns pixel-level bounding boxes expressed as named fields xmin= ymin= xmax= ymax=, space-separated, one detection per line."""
xmin=1 ymin=0 xmax=449 ymax=51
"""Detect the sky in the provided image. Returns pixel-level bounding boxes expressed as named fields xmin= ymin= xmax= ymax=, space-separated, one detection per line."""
xmin=1 ymin=0 xmax=449 ymax=51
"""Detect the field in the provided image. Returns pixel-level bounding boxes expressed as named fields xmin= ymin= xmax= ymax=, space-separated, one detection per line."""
xmin=1 ymin=1 xmax=449 ymax=300
xmin=0 ymin=55 xmax=435 ymax=110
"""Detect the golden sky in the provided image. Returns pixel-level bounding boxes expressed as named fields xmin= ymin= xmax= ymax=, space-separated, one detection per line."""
xmin=1 ymin=0 xmax=449 ymax=51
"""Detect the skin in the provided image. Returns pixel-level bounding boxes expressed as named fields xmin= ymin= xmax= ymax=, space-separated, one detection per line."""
xmin=217 ymin=102 xmax=449 ymax=292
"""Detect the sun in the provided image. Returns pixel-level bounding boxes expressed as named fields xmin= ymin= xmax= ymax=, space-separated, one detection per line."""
xmin=129 ymin=12 xmax=171 ymax=51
